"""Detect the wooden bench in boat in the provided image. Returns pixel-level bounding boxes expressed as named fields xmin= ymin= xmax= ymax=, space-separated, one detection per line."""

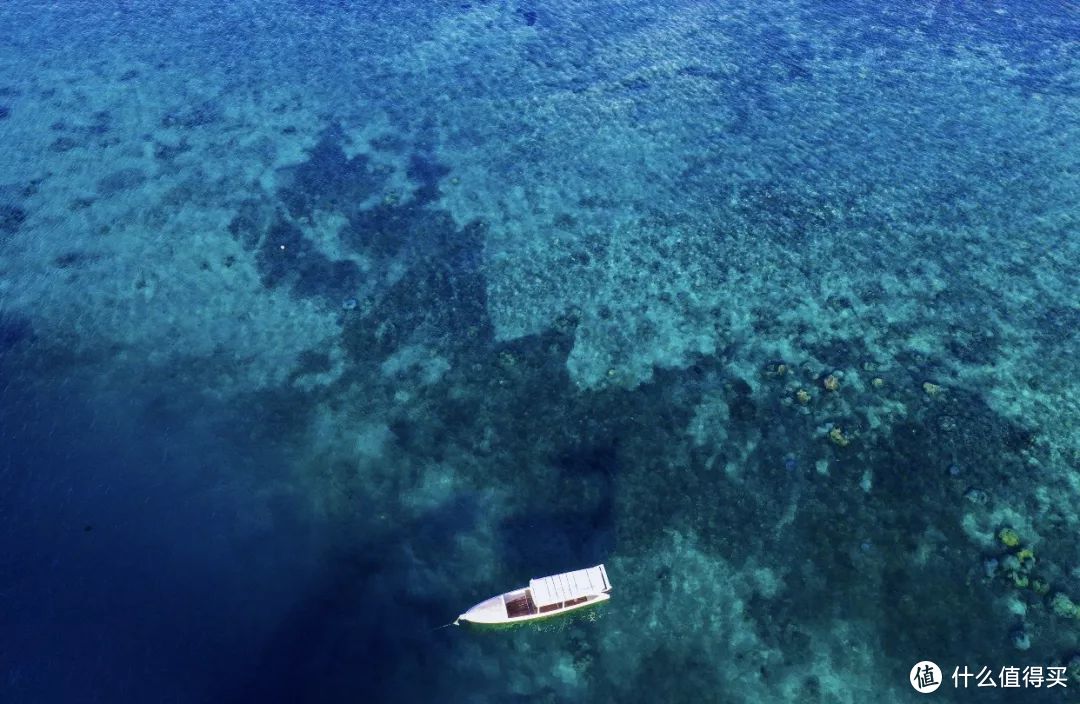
xmin=505 ymin=590 xmax=536 ymax=618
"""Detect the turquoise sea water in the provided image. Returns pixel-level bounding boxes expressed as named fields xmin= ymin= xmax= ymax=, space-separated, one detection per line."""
xmin=1 ymin=1 xmax=1077 ymax=702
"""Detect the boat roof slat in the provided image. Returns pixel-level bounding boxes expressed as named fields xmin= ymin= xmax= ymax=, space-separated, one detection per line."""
xmin=529 ymin=564 xmax=608 ymax=607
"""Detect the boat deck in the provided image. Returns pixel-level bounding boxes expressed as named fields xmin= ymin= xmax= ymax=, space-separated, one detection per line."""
xmin=459 ymin=564 xmax=611 ymax=625
xmin=504 ymin=590 xmax=537 ymax=618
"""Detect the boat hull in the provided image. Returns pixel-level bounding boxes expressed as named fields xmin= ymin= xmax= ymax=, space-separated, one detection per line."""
xmin=459 ymin=591 xmax=610 ymax=628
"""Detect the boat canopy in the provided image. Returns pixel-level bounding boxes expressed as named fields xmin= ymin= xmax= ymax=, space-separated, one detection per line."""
xmin=529 ymin=564 xmax=609 ymax=607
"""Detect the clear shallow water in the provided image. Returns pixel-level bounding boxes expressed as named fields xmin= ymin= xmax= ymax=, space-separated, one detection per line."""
xmin=0 ymin=1 xmax=1078 ymax=702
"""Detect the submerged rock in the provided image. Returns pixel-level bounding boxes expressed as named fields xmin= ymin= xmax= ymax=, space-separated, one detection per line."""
xmin=963 ymin=487 xmax=989 ymax=505
xmin=1009 ymin=626 xmax=1030 ymax=651
xmin=0 ymin=204 xmax=27 ymax=234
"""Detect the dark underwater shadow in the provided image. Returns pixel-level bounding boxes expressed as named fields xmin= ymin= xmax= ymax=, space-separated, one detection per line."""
xmin=214 ymin=497 xmax=482 ymax=704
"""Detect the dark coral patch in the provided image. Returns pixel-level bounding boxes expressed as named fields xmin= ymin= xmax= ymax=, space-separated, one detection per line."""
xmin=293 ymin=259 xmax=363 ymax=303
xmin=97 ymin=168 xmax=147 ymax=195
xmin=255 ymin=218 xmax=361 ymax=303
xmin=286 ymin=349 xmax=334 ymax=386
xmin=49 ymin=136 xmax=80 ymax=153
xmin=340 ymin=202 xmax=416 ymax=257
xmin=0 ymin=204 xmax=27 ymax=235
xmin=1036 ymin=304 xmax=1080 ymax=343
xmin=342 ymin=218 xmax=491 ymax=360
xmin=153 ymin=139 xmax=191 ymax=161
xmin=726 ymin=377 xmax=757 ymax=421
xmin=369 ymin=133 xmax=407 ymax=152
xmin=406 ymin=153 xmax=450 ymax=206
xmin=54 ymin=251 xmax=96 ymax=268
xmin=234 ymin=124 xmax=475 ymax=314
xmin=277 ymin=124 xmax=387 ymax=218
xmin=945 ymin=327 xmax=999 ymax=365
xmin=555 ymin=442 xmax=619 ymax=478
xmin=256 ymin=218 xmax=319 ymax=283
xmin=341 ymin=201 xmax=465 ymax=264
xmin=161 ymin=100 xmax=221 ymax=129
xmin=227 ymin=198 xmax=276 ymax=250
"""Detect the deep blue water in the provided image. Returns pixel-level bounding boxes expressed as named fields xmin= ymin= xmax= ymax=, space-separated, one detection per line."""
xmin=1 ymin=377 xmax=314 ymax=701
xmin=1 ymin=1 xmax=1078 ymax=702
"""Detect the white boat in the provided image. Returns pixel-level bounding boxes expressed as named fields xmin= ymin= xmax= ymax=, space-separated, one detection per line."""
xmin=456 ymin=564 xmax=612 ymax=626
